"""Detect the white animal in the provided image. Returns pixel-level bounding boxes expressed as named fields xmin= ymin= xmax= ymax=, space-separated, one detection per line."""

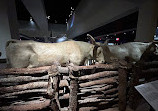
xmin=6 ymin=40 xmax=105 ymax=68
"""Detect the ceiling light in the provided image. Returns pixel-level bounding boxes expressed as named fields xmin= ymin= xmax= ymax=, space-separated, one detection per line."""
xmin=30 ymin=17 xmax=34 ymax=25
xmin=47 ymin=16 xmax=50 ymax=19
xmin=30 ymin=17 xmax=33 ymax=21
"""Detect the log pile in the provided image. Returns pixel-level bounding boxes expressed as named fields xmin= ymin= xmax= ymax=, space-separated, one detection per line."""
xmin=58 ymin=61 xmax=128 ymax=111
xmin=0 ymin=68 xmax=50 ymax=111
xmin=0 ymin=61 xmax=128 ymax=111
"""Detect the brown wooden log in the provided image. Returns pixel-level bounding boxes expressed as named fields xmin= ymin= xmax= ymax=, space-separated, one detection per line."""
xmin=69 ymin=78 xmax=78 ymax=111
xmin=129 ymin=64 xmax=142 ymax=109
xmin=79 ymin=107 xmax=98 ymax=111
xmin=59 ymin=93 xmax=69 ymax=100
xmin=78 ymin=97 xmax=117 ymax=104
xmin=0 ymin=66 xmax=51 ymax=74
xmin=79 ymin=84 xmax=106 ymax=89
xmin=0 ymin=75 xmax=48 ymax=83
xmin=79 ymin=77 xmax=117 ymax=88
xmin=0 ymin=82 xmax=48 ymax=93
xmin=118 ymin=68 xmax=127 ymax=111
xmin=0 ymin=79 xmax=68 ymax=92
xmin=59 ymin=80 xmax=69 ymax=87
xmin=50 ymin=76 xmax=61 ymax=111
xmin=78 ymin=71 xmax=118 ymax=81
xmin=0 ymin=63 xmax=118 ymax=75
xmin=79 ymin=88 xmax=118 ymax=100
xmin=98 ymin=99 xmax=119 ymax=106
xmin=0 ymin=65 xmax=68 ymax=75
xmin=59 ymin=92 xmax=118 ymax=101
xmin=61 ymin=88 xmax=118 ymax=100
xmin=102 ymin=88 xmax=118 ymax=95
xmin=79 ymin=85 xmax=114 ymax=93
xmin=0 ymin=98 xmax=50 ymax=111
xmin=80 ymin=93 xmax=118 ymax=100
xmin=0 ymin=89 xmax=47 ymax=98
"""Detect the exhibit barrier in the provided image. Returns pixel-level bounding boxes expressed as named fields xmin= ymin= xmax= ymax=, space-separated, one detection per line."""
xmin=129 ymin=60 xmax=158 ymax=109
xmin=0 ymin=61 xmax=128 ymax=111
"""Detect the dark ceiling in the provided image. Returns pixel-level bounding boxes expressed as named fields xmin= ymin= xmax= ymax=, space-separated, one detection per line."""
xmin=74 ymin=11 xmax=138 ymax=42
xmin=15 ymin=0 xmax=138 ymax=42
xmin=15 ymin=0 xmax=81 ymax=24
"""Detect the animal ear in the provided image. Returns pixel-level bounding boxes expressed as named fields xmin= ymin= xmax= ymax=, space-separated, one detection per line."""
xmin=87 ymin=34 xmax=97 ymax=45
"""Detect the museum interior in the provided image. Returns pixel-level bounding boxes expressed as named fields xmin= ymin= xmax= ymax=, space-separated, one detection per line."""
xmin=0 ymin=0 xmax=158 ymax=111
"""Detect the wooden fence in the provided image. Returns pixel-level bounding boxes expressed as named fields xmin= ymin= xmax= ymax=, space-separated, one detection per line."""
xmin=0 ymin=61 xmax=128 ymax=111
xmin=129 ymin=60 xmax=158 ymax=110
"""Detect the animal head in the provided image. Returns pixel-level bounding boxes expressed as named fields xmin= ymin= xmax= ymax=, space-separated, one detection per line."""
xmin=95 ymin=46 xmax=105 ymax=64
xmin=87 ymin=34 xmax=105 ymax=64
xmin=87 ymin=34 xmax=118 ymax=63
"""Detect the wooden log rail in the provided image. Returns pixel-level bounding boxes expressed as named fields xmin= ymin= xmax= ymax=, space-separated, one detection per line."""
xmin=0 ymin=98 xmax=51 ymax=111
xmin=0 ymin=63 xmax=119 ymax=75
xmin=0 ymin=61 xmax=128 ymax=111
xmin=78 ymin=71 xmax=118 ymax=81
xmin=0 ymin=75 xmax=48 ymax=83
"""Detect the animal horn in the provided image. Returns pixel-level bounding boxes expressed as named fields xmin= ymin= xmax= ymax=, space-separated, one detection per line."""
xmin=87 ymin=34 xmax=97 ymax=45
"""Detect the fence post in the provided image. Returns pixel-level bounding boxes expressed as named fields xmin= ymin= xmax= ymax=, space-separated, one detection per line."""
xmin=48 ymin=65 xmax=61 ymax=111
xmin=129 ymin=62 xmax=141 ymax=110
xmin=68 ymin=66 xmax=79 ymax=111
xmin=118 ymin=61 xmax=127 ymax=111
